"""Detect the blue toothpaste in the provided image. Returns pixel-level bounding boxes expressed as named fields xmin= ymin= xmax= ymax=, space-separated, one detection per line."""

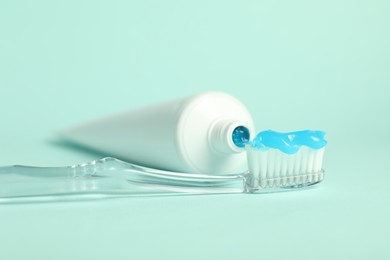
xmin=250 ymin=130 xmax=327 ymax=154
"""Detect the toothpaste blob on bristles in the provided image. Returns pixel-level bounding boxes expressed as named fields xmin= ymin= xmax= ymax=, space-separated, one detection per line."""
xmin=250 ymin=130 xmax=327 ymax=154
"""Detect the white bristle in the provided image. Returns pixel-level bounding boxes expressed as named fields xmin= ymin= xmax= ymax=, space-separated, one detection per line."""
xmin=280 ymin=153 xmax=288 ymax=186
xmin=267 ymin=149 xmax=275 ymax=187
xmin=246 ymin=146 xmax=259 ymax=187
xmin=246 ymin=147 xmax=325 ymax=190
xmin=307 ymin=149 xmax=315 ymax=182
xmin=259 ymin=151 xmax=268 ymax=187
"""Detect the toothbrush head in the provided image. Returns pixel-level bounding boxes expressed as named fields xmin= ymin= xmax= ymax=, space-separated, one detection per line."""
xmin=245 ymin=130 xmax=327 ymax=192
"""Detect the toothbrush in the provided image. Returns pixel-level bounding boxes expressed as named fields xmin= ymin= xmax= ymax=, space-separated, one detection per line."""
xmin=0 ymin=130 xmax=327 ymax=203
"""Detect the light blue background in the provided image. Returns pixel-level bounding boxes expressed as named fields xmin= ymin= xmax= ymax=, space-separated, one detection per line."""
xmin=1 ymin=1 xmax=389 ymax=259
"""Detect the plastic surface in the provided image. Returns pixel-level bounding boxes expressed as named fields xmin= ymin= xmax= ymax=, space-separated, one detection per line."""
xmin=61 ymin=92 xmax=255 ymax=175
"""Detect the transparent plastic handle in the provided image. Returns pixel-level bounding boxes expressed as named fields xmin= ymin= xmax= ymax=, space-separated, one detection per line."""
xmin=0 ymin=158 xmax=245 ymax=202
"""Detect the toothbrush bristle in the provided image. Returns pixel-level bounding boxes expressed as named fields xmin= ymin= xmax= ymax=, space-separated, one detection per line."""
xmin=246 ymin=147 xmax=325 ymax=190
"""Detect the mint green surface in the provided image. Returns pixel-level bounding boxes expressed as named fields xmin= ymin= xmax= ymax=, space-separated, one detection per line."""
xmin=1 ymin=1 xmax=389 ymax=259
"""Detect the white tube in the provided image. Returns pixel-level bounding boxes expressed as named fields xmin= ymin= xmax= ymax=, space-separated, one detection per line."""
xmin=61 ymin=92 xmax=255 ymax=174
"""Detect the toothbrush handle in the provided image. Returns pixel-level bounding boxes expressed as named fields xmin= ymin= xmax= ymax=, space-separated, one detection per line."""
xmin=0 ymin=158 xmax=246 ymax=201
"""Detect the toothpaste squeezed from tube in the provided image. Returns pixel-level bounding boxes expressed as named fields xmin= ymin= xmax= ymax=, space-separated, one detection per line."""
xmin=248 ymin=130 xmax=327 ymax=154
